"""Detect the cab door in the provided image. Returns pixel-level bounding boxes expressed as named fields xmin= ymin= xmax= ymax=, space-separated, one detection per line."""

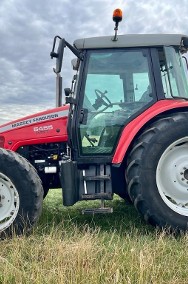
xmin=77 ymin=48 xmax=156 ymax=160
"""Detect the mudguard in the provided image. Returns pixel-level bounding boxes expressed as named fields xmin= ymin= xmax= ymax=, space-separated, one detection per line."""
xmin=112 ymin=100 xmax=188 ymax=164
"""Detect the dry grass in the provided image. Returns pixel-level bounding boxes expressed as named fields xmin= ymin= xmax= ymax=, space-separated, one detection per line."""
xmin=1 ymin=189 xmax=188 ymax=284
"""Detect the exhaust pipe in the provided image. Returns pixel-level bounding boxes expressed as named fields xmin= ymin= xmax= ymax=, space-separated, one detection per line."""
xmin=56 ymin=73 xmax=62 ymax=107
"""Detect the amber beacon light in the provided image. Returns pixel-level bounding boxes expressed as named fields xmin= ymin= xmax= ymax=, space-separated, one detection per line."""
xmin=113 ymin=8 xmax=123 ymax=23
xmin=112 ymin=8 xmax=123 ymax=41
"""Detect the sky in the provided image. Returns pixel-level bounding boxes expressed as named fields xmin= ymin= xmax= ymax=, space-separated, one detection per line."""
xmin=0 ymin=0 xmax=188 ymax=124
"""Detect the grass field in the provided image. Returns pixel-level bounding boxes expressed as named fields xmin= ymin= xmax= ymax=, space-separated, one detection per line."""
xmin=1 ymin=189 xmax=188 ymax=284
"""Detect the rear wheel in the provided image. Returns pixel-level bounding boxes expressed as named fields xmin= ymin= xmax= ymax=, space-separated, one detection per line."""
xmin=126 ymin=112 xmax=188 ymax=232
xmin=0 ymin=149 xmax=43 ymax=236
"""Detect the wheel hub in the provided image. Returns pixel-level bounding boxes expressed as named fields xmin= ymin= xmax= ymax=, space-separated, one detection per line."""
xmin=184 ymin=169 xmax=188 ymax=180
xmin=176 ymin=164 xmax=188 ymax=187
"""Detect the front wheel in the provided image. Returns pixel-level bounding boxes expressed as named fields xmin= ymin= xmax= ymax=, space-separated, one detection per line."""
xmin=0 ymin=149 xmax=43 ymax=236
xmin=126 ymin=112 xmax=188 ymax=232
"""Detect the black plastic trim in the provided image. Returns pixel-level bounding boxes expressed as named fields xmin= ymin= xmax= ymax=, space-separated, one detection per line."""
xmin=150 ymin=48 xmax=165 ymax=100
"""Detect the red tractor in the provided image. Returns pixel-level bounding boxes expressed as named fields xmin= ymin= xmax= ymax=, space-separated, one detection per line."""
xmin=1 ymin=9 xmax=188 ymax=235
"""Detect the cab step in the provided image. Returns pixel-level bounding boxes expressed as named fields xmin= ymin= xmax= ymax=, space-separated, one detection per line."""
xmin=82 ymin=207 xmax=113 ymax=214
xmin=83 ymin=175 xmax=110 ymax=181
xmin=82 ymin=199 xmax=113 ymax=214
xmin=81 ymin=193 xmax=112 ymax=200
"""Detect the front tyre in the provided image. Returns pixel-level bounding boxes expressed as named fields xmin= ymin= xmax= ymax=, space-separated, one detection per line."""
xmin=126 ymin=112 xmax=188 ymax=232
xmin=0 ymin=149 xmax=43 ymax=236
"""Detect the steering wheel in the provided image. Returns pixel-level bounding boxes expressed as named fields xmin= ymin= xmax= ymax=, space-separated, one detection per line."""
xmin=93 ymin=89 xmax=112 ymax=109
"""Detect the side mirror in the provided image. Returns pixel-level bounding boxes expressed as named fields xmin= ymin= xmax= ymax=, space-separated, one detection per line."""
xmin=55 ymin=38 xmax=65 ymax=73
xmin=50 ymin=36 xmax=66 ymax=74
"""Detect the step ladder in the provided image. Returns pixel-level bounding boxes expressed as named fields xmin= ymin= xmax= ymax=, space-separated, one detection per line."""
xmin=81 ymin=164 xmax=113 ymax=214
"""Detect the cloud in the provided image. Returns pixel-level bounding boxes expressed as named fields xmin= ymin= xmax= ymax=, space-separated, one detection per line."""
xmin=0 ymin=0 xmax=188 ymax=123
xmin=124 ymin=0 xmax=188 ymax=33
xmin=0 ymin=103 xmax=53 ymax=125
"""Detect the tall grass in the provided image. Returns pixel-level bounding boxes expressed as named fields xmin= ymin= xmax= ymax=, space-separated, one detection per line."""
xmin=1 ymin=189 xmax=188 ymax=284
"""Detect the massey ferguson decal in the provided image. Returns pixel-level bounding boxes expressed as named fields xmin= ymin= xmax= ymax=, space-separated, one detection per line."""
xmin=12 ymin=114 xmax=58 ymax=128
xmin=0 ymin=109 xmax=69 ymax=133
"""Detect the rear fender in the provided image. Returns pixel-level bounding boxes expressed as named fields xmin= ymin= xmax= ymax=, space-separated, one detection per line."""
xmin=112 ymin=100 xmax=188 ymax=165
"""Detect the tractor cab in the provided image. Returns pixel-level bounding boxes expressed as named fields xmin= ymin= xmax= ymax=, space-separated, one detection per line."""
xmin=50 ymin=9 xmax=188 ymax=214
xmin=72 ymin=36 xmax=188 ymax=160
xmin=51 ymin=37 xmax=188 ymax=160
xmin=69 ymin=39 xmax=188 ymax=160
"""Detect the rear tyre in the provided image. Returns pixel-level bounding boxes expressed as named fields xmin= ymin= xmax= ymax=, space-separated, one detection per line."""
xmin=0 ymin=149 xmax=43 ymax=236
xmin=126 ymin=112 xmax=188 ymax=232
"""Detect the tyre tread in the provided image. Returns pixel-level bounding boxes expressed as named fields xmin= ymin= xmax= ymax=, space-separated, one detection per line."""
xmin=126 ymin=112 xmax=188 ymax=231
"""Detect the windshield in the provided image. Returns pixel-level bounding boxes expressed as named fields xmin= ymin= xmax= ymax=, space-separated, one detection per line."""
xmin=160 ymin=46 xmax=188 ymax=99
xmin=79 ymin=49 xmax=155 ymax=156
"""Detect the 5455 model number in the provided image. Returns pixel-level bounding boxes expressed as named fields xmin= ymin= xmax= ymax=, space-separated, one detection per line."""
xmin=33 ymin=125 xmax=53 ymax=133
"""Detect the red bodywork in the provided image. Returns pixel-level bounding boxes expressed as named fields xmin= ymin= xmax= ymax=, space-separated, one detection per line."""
xmin=1 ymin=100 xmax=188 ymax=165
xmin=113 ymin=100 xmax=188 ymax=164
xmin=0 ymin=105 xmax=69 ymax=151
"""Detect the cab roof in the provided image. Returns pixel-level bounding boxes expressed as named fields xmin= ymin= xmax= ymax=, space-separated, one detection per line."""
xmin=74 ymin=34 xmax=188 ymax=50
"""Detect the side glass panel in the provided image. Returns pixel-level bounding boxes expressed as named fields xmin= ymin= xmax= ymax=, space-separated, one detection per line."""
xmin=160 ymin=46 xmax=188 ymax=99
xmin=79 ymin=49 xmax=155 ymax=156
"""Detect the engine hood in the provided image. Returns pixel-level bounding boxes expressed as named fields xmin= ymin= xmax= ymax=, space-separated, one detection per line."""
xmin=0 ymin=105 xmax=69 ymax=133
xmin=0 ymin=105 xmax=69 ymax=151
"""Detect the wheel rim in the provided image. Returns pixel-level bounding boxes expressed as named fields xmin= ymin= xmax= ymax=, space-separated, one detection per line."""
xmin=156 ymin=137 xmax=188 ymax=216
xmin=0 ymin=173 xmax=20 ymax=232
